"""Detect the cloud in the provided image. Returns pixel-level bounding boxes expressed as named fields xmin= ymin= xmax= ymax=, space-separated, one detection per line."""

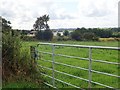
xmin=49 ymin=10 xmax=76 ymax=20
xmin=82 ymin=4 xmax=111 ymax=17
xmin=0 ymin=0 xmax=119 ymax=29
xmin=75 ymin=0 xmax=118 ymax=28
xmin=77 ymin=0 xmax=118 ymax=17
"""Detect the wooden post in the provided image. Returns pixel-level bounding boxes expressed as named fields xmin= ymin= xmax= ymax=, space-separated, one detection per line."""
xmin=30 ymin=46 xmax=37 ymax=69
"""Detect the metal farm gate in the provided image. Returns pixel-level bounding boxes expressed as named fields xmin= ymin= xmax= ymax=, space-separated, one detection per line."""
xmin=34 ymin=43 xmax=120 ymax=89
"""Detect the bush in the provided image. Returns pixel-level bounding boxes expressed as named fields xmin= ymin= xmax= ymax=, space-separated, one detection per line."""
xmin=57 ymin=36 xmax=63 ymax=41
xmin=21 ymin=35 xmax=37 ymax=41
xmin=55 ymin=36 xmax=71 ymax=41
xmin=51 ymin=36 xmax=57 ymax=42
xmin=2 ymin=30 xmax=21 ymax=81
xmin=83 ymin=32 xmax=98 ymax=41
xmin=71 ymin=31 xmax=82 ymax=41
xmin=36 ymin=30 xmax=44 ymax=40
xmin=2 ymin=18 xmax=42 ymax=87
xmin=62 ymin=36 xmax=71 ymax=41
xmin=35 ymin=30 xmax=53 ymax=41
xmin=70 ymin=29 xmax=99 ymax=41
xmin=2 ymin=30 xmax=38 ymax=82
xmin=43 ymin=30 xmax=53 ymax=41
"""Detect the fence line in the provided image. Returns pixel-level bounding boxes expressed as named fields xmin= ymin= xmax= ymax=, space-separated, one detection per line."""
xmin=36 ymin=43 xmax=120 ymax=89
xmin=37 ymin=43 xmax=119 ymax=50
xmin=38 ymin=51 xmax=120 ymax=65
xmin=40 ymin=58 xmax=120 ymax=78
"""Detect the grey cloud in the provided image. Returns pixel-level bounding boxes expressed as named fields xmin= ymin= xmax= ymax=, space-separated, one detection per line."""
xmin=81 ymin=2 xmax=111 ymax=17
xmin=21 ymin=16 xmax=31 ymax=22
xmin=49 ymin=12 xmax=75 ymax=20
xmin=0 ymin=10 xmax=15 ymax=18
xmin=0 ymin=0 xmax=76 ymax=24
xmin=0 ymin=2 xmax=15 ymax=18
xmin=59 ymin=14 xmax=75 ymax=19
xmin=46 ymin=2 xmax=76 ymax=20
xmin=86 ymin=8 xmax=110 ymax=17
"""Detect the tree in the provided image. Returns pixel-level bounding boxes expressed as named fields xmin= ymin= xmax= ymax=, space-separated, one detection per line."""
xmin=42 ymin=15 xmax=50 ymax=30
xmin=2 ymin=18 xmax=11 ymax=32
xmin=75 ymin=27 xmax=87 ymax=34
xmin=33 ymin=17 xmax=44 ymax=31
xmin=63 ymin=30 xmax=69 ymax=36
xmin=34 ymin=14 xmax=53 ymax=41
xmin=94 ymin=28 xmax=112 ymax=38
xmin=33 ymin=14 xmax=50 ymax=31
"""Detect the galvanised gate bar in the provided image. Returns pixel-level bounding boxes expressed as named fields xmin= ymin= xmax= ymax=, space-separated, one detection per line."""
xmin=35 ymin=43 xmax=120 ymax=89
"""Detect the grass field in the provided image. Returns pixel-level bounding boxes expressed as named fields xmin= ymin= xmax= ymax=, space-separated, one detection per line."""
xmin=22 ymin=41 xmax=119 ymax=88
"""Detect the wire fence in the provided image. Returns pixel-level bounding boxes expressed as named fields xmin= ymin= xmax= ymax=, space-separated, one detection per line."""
xmin=35 ymin=43 xmax=120 ymax=89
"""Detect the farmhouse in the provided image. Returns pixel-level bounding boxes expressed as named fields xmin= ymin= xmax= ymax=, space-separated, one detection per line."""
xmin=52 ymin=28 xmax=75 ymax=36
xmin=53 ymin=30 xmax=64 ymax=36
xmin=27 ymin=30 xmax=37 ymax=37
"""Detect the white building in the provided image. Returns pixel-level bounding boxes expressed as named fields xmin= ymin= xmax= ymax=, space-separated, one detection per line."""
xmin=27 ymin=31 xmax=37 ymax=37
xmin=53 ymin=31 xmax=63 ymax=36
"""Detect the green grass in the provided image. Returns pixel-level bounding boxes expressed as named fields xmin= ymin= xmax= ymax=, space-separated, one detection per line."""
xmin=3 ymin=82 xmax=39 ymax=88
xmin=22 ymin=41 xmax=119 ymax=88
xmin=21 ymin=40 xmax=119 ymax=47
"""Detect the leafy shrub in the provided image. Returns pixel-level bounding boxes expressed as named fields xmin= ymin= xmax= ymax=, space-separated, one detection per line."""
xmin=2 ymin=18 xmax=42 ymax=87
xmin=35 ymin=30 xmax=44 ymax=40
xmin=83 ymin=32 xmax=98 ymax=41
xmin=35 ymin=30 xmax=53 ymax=41
xmin=2 ymin=30 xmax=38 ymax=82
xmin=21 ymin=35 xmax=37 ymax=41
xmin=2 ymin=30 xmax=21 ymax=81
xmin=62 ymin=36 xmax=71 ymax=41
xmin=71 ymin=31 xmax=82 ymax=41
xmin=56 ymin=36 xmax=70 ymax=41
xmin=57 ymin=36 xmax=63 ymax=41
xmin=43 ymin=30 xmax=53 ymax=41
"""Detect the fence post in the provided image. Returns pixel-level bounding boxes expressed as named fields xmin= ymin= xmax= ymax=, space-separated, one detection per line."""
xmin=30 ymin=46 xmax=37 ymax=69
xmin=88 ymin=47 xmax=92 ymax=89
xmin=52 ymin=45 xmax=55 ymax=88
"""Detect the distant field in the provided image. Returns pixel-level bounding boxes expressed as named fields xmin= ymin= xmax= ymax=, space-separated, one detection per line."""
xmin=22 ymin=41 xmax=119 ymax=88
xmin=22 ymin=41 xmax=119 ymax=47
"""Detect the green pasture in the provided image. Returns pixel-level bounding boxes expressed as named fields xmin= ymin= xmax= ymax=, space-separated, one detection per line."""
xmin=22 ymin=41 xmax=119 ymax=88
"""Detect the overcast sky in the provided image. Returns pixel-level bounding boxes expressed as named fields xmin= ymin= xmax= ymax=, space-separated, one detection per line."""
xmin=0 ymin=0 xmax=119 ymax=30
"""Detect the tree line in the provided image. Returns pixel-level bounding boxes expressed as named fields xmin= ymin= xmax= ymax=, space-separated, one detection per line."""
xmin=32 ymin=14 xmax=120 ymax=41
xmin=70 ymin=27 xmax=120 ymax=41
xmin=3 ymin=14 xmax=120 ymax=41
